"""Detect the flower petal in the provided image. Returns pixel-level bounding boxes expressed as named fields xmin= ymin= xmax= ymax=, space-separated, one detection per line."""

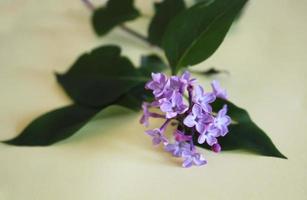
xmin=182 ymin=157 xmax=193 ymax=168
xmin=152 ymin=137 xmax=161 ymax=145
xmin=145 ymin=81 xmax=156 ymax=90
xmin=211 ymin=80 xmax=227 ymax=99
xmin=220 ymin=125 xmax=229 ymax=136
xmin=206 ymin=135 xmax=217 ymax=146
xmin=198 ymin=133 xmax=206 ymax=144
xmin=181 ymin=71 xmax=190 ymax=81
xmin=193 ymin=153 xmax=207 ymax=166
xmin=218 ymin=104 xmax=228 ymax=117
xmin=145 ymin=129 xmax=155 ymax=136
xmin=151 ymin=72 xmax=161 ymax=82
xmin=173 ymin=92 xmax=183 ymax=106
xmin=165 ymin=143 xmax=176 ymax=152
xmin=140 ymin=114 xmax=149 ymax=127
xmin=201 ymin=103 xmax=212 ymax=113
xmin=203 ymin=92 xmax=216 ymax=104
xmin=195 ymin=122 xmax=206 ymax=134
xmin=208 ymin=125 xmax=220 ymax=137
xmin=192 ymin=104 xmax=202 ymax=116
xmin=183 ymin=115 xmax=196 ymax=127
xmin=166 ymin=111 xmax=177 ymax=119
xmin=194 ymin=85 xmax=204 ymax=97
xmin=160 ymin=101 xmax=172 ymax=112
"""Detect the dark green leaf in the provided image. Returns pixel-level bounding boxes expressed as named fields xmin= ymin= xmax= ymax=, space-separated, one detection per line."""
xmin=4 ymin=105 xmax=100 ymax=146
xmin=116 ymin=83 xmax=150 ymax=111
xmin=193 ymin=0 xmax=213 ymax=3
xmin=195 ymin=98 xmax=287 ymax=159
xmin=92 ymin=0 xmax=140 ymax=36
xmin=162 ymin=0 xmax=248 ymax=74
xmin=193 ymin=0 xmax=247 ymax=23
xmin=117 ymin=54 xmax=166 ymax=110
xmin=56 ymin=45 xmax=143 ymax=108
xmin=138 ymin=54 xmax=168 ymax=77
xmin=148 ymin=0 xmax=186 ymax=46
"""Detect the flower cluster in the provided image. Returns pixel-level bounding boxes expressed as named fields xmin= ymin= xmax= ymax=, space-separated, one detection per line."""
xmin=140 ymin=71 xmax=231 ymax=168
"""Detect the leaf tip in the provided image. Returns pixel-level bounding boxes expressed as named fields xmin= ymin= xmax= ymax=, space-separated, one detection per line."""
xmin=277 ymin=152 xmax=288 ymax=160
xmin=2 ymin=138 xmax=21 ymax=146
xmin=54 ymin=71 xmax=64 ymax=82
xmin=265 ymin=149 xmax=287 ymax=160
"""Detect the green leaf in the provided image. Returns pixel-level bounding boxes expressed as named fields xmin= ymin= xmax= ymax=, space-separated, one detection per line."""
xmin=117 ymin=54 xmax=167 ymax=110
xmin=7 ymin=50 xmax=166 ymax=146
xmin=116 ymin=83 xmax=149 ymax=111
xmin=148 ymin=0 xmax=186 ymax=46
xmin=162 ymin=0 xmax=248 ymax=74
xmin=138 ymin=54 xmax=168 ymax=77
xmin=193 ymin=0 xmax=247 ymax=23
xmin=4 ymin=105 xmax=100 ymax=146
xmin=195 ymin=98 xmax=287 ymax=159
xmin=193 ymin=0 xmax=213 ymax=3
xmin=56 ymin=45 xmax=143 ymax=108
xmin=92 ymin=0 xmax=140 ymax=36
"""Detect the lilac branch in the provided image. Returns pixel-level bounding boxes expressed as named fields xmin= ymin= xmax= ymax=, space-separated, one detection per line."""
xmin=149 ymin=113 xmax=166 ymax=118
xmin=119 ymin=25 xmax=153 ymax=47
xmin=81 ymin=0 xmax=158 ymax=48
xmin=82 ymin=0 xmax=95 ymax=11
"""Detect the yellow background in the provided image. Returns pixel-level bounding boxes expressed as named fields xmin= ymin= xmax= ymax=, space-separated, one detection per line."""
xmin=0 ymin=0 xmax=306 ymax=199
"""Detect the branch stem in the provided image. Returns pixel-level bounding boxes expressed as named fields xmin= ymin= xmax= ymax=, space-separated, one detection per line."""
xmin=119 ymin=25 xmax=152 ymax=46
xmin=81 ymin=0 xmax=157 ymax=48
xmin=82 ymin=0 xmax=95 ymax=11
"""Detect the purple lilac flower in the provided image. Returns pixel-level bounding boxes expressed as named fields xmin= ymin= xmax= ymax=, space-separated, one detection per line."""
xmin=193 ymin=85 xmax=216 ymax=113
xmin=183 ymin=104 xmax=213 ymax=134
xmin=165 ymin=141 xmax=191 ymax=157
xmin=145 ymin=73 xmax=169 ymax=98
xmin=211 ymin=105 xmax=231 ymax=136
xmin=180 ymin=71 xmax=196 ymax=87
xmin=168 ymin=76 xmax=183 ymax=93
xmin=198 ymin=105 xmax=231 ymax=145
xmin=168 ymin=71 xmax=195 ymax=94
xmin=140 ymin=102 xmax=166 ymax=127
xmin=182 ymin=150 xmax=207 ymax=168
xmin=141 ymin=71 xmax=231 ymax=167
xmin=197 ymin=126 xmax=219 ymax=146
xmin=140 ymin=102 xmax=150 ymax=127
xmin=211 ymin=80 xmax=227 ymax=99
xmin=159 ymin=91 xmax=188 ymax=119
xmin=145 ymin=119 xmax=171 ymax=145
xmin=145 ymin=128 xmax=168 ymax=145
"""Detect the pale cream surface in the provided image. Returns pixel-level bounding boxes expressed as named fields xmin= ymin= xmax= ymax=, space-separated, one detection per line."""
xmin=0 ymin=0 xmax=306 ymax=199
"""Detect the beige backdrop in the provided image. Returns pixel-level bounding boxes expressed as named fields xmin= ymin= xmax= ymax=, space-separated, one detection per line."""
xmin=0 ymin=0 xmax=307 ymax=199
